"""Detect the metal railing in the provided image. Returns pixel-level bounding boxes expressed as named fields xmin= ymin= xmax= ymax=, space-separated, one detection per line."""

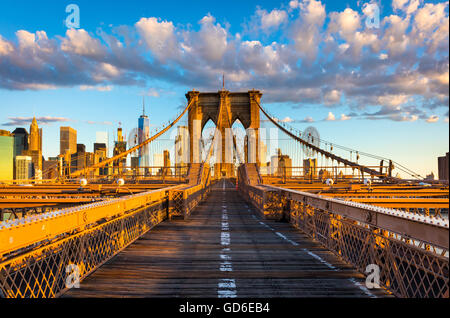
xmin=0 ymin=185 xmax=183 ymax=298
xmin=168 ymin=164 xmax=214 ymax=220
xmin=0 ymin=160 xmax=217 ymax=298
xmin=238 ymin=164 xmax=449 ymax=298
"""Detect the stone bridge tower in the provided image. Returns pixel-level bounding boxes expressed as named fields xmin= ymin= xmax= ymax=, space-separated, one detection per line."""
xmin=186 ymin=89 xmax=262 ymax=177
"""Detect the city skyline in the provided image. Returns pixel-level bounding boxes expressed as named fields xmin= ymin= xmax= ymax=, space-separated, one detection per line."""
xmin=0 ymin=0 xmax=448 ymax=302
xmin=0 ymin=0 xmax=448 ymax=177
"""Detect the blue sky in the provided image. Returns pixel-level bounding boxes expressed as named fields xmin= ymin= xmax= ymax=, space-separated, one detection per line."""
xmin=0 ymin=0 xmax=448 ymax=177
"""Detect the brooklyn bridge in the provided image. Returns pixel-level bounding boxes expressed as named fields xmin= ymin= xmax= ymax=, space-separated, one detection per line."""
xmin=0 ymin=90 xmax=448 ymax=298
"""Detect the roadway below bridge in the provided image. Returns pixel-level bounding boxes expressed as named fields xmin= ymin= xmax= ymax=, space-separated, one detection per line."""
xmin=63 ymin=180 xmax=389 ymax=298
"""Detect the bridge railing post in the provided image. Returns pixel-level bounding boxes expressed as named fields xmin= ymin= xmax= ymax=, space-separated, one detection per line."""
xmin=279 ymin=187 xmax=449 ymax=298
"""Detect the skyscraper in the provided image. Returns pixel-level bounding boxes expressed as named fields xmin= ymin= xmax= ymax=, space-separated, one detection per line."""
xmin=43 ymin=158 xmax=58 ymax=180
xmin=12 ymin=128 xmax=29 ymax=157
xmin=175 ymin=126 xmax=189 ymax=176
xmin=138 ymin=98 xmax=150 ymax=175
xmin=258 ymin=139 xmax=268 ymax=174
xmin=29 ymin=117 xmax=40 ymax=152
xmin=94 ymin=143 xmax=108 ymax=176
xmin=15 ymin=156 xmax=33 ymax=180
xmin=60 ymin=126 xmax=77 ymax=155
xmin=26 ymin=117 xmax=43 ymax=174
xmin=0 ymin=130 xmax=14 ymax=181
xmin=70 ymin=144 xmax=86 ymax=174
xmin=438 ymin=152 xmax=449 ymax=181
xmin=163 ymin=149 xmax=172 ymax=176
xmin=153 ymin=153 xmax=163 ymax=175
xmin=113 ymin=127 xmax=127 ymax=174
xmin=96 ymin=131 xmax=109 ymax=157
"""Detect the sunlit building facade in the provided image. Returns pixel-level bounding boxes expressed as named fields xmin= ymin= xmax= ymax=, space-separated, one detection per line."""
xmin=60 ymin=126 xmax=77 ymax=156
xmin=0 ymin=130 xmax=14 ymax=180
xmin=138 ymin=103 xmax=150 ymax=175
xmin=12 ymin=128 xmax=29 ymax=157
xmin=15 ymin=156 xmax=33 ymax=180
xmin=175 ymin=126 xmax=189 ymax=176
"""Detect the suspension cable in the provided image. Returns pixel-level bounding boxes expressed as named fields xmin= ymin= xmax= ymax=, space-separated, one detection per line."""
xmin=69 ymin=98 xmax=195 ymax=178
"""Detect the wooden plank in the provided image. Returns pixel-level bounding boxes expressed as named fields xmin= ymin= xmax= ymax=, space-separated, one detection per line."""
xmin=63 ymin=180 xmax=390 ymax=298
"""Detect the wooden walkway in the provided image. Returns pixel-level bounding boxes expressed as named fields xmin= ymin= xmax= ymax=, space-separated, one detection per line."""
xmin=64 ymin=180 xmax=388 ymax=298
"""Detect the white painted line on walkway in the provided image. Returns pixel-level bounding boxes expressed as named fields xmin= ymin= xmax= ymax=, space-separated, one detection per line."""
xmin=275 ymin=232 xmax=299 ymax=246
xmin=218 ymin=197 xmax=237 ymax=298
xmin=348 ymin=278 xmax=377 ymax=298
xmin=251 ymin=211 xmax=376 ymax=298
xmin=218 ymin=279 xmax=236 ymax=289
xmin=221 ymin=232 xmax=230 ymax=246
xmin=302 ymin=249 xmax=337 ymax=270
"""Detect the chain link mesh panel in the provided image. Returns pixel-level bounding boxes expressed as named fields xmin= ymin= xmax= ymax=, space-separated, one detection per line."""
xmin=238 ymin=165 xmax=449 ymax=298
xmin=0 ymin=201 xmax=167 ymax=298
xmin=288 ymin=198 xmax=449 ymax=298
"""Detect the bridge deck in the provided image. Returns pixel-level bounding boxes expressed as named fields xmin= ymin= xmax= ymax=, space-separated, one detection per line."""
xmin=63 ymin=180 xmax=389 ymax=298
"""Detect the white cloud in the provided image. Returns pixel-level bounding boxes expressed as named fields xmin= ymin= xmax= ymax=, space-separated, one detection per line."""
xmin=340 ymin=114 xmax=351 ymax=121
xmin=325 ymin=112 xmax=336 ymax=121
xmin=80 ymin=85 xmax=113 ymax=91
xmin=377 ymin=94 xmax=410 ymax=107
xmin=426 ymin=115 xmax=439 ymax=123
xmin=0 ymin=0 xmax=447 ymax=126
xmin=406 ymin=0 xmax=421 ymax=15
xmin=393 ymin=0 xmax=421 ymax=14
xmin=86 ymin=120 xmax=113 ymax=126
xmin=382 ymin=15 xmax=411 ymax=56
xmin=393 ymin=0 xmax=410 ymax=11
xmin=281 ymin=116 xmax=293 ymax=123
xmin=193 ymin=14 xmax=228 ymax=62
xmin=328 ymin=8 xmax=361 ymax=36
xmin=338 ymin=43 xmax=350 ymax=54
xmin=433 ymin=71 xmax=449 ymax=85
xmin=61 ymin=29 xmax=105 ymax=57
xmin=146 ymin=88 xmax=160 ymax=97
xmin=414 ymin=2 xmax=447 ymax=32
xmin=324 ymin=89 xmax=341 ymax=105
xmin=390 ymin=114 xmax=419 ymax=121
xmin=2 ymin=116 xmax=71 ymax=126
xmin=239 ymin=41 xmax=285 ymax=76
xmin=258 ymin=8 xmax=288 ymax=30
xmin=0 ymin=35 xmax=13 ymax=55
xmin=289 ymin=0 xmax=300 ymax=9
xmin=291 ymin=0 xmax=326 ymax=61
xmin=412 ymin=2 xmax=449 ymax=52
xmin=16 ymin=30 xmax=36 ymax=49
xmin=301 ymin=0 xmax=327 ymax=25
xmin=92 ymin=63 xmax=121 ymax=82
xmin=135 ymin=17 xmax=179 ymax=61
xmin=15 ymin=83 xmax=57 ymax=90
xmin=328 ymin=7 xmax=380 ymax=57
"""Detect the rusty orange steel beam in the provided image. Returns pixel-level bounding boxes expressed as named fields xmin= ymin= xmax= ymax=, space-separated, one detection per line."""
xmin=0 ymin=184 xmax=172 ymax=193
xmin=0 ymin=198 xmax=102 ymax=208
xmin=319 ymin=192 xmax=448 ymax=198
xmin=0 ymin=194 xmax=102 ymax=198
xmin=344 ymin=198 xmax=449 ymax=209
xmin=262 ymin=185 xmax=449 ymax=249
xmin=0 ymin=185 xmax=183 ymax=257
xmin=278 ymin=184 xmax=449 ymax=191
xmin=0 ymin=186 xmax=168 ymax=192
xmin=69 ymin=99 xmax=194 ymax=178
xmin=0 ymin=186 xmax=171 ymax=192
